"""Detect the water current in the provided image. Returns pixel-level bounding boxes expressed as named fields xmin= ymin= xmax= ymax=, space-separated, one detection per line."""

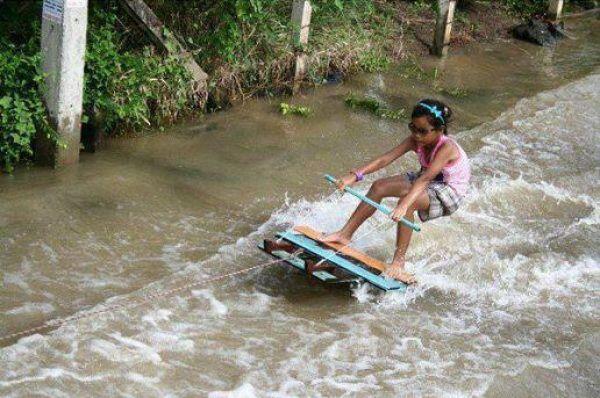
xmin=1 ymin=14 xmax=599 ymax=398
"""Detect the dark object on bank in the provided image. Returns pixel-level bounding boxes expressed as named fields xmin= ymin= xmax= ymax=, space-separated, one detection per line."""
xmin=512 ymin=19 xmax=566 ymax=46
xmin=324 ymin=70 xmax=343 ymax=84
xmin=81 ymin=109 xmax=105 ymax=153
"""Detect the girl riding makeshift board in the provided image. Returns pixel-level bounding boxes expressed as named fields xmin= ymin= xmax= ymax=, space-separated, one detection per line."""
xmin=323 ymin=99 xmax=471 ymax=284
xmin=260 ymin=99 xmax=471 ymax=291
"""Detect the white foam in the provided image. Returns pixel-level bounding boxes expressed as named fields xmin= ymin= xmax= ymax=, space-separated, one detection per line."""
xmin=6 ymin=302 xmax=55 ymax=316
xmin=191 ymin=289 xmax=228 ymax=316
xmin=2 ymin=272 xmax=30 ymax=290
xmin=208 ymin=383 xmax=258 ymax=398
xmin=127 ymin=372 xmax=160 ymax=385
xmin=147 ymin=331 xmax=194 ymax=352
xmin=107 ymin=332 xmax=162 ymax=364
xmin=141 ymin=309 xmax=173 ymax=327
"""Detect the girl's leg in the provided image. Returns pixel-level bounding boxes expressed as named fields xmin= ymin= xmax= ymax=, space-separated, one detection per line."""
xmin=384 ymin=190 xmax=430 ymax=283
xmin=323 ymin=175 xmax=411 ymax=244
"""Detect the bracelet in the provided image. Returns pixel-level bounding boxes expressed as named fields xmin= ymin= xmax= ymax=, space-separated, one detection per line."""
xmin=351 ymin=170 xmax=364 ymax=182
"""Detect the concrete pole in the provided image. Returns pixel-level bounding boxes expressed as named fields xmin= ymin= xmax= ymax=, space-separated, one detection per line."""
xmin=291 ymin=0 xmax=312 ymax=90
xmin=548 ymin=0 xmax=564 ymax=20
xmin=39 ymin=0 xmax=88 ymax=166
xmin=433 ymin=0 xmax=456 ymax=57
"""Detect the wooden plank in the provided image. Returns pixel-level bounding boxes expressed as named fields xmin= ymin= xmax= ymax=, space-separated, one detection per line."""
xmin=294 ymin=226 xmax=416 ymax=286
xmin=294 ymin=226 xmax=387 ymax=272
xmin=119 ymin=0 xmax=207 ymax=88
xmin=277 ymin=231 xmax=406 ymax=291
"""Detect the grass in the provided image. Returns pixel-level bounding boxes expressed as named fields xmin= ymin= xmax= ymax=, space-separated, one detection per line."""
xmin=147 ymin=0 xmax=400 ymax=103
xmin=4 ymin=0 xmax=588 ymax=171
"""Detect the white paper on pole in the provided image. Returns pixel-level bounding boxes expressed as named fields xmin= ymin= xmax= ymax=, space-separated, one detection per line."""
xmin=42 ymin=0 xmax=64 ymax=23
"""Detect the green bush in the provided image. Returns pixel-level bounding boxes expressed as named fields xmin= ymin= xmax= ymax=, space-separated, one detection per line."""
xmin=500 ymin=0 xmax=547 ymax=15
xmin=146 ymin=0 xmax=394 ymax=99
xmin=499 ymin=0 xmax=597 ymax=17
xmin=84 ymin=9 xmax=196 ymax=134
xmin=0 ymin=4 xmax=199 ymax=171
xmin=0 ymin=40 xmax=56 ymax=172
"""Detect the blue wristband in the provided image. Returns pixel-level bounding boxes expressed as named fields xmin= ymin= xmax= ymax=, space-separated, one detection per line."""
xmin=352 ymin=171 xmax=364 ymax=181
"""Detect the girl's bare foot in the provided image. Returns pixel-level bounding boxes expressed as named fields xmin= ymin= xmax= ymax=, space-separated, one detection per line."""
xmin=321 ymin=231 xmax=352 ymax=245
xmin=383 ymin=260 xmax=416 ymax=284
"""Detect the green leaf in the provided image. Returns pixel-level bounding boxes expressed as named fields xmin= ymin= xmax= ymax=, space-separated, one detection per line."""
xmin=0 ymin=96 xmax=12 ymax=108
xmin=10 ymin=133 xmax=22 ymax=145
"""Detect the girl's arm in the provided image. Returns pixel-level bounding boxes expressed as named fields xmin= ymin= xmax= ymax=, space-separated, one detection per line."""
xmin=354 ymin=136 xmax=415 ymax=176
xmin=336 ymin=137 xmax=415 ymax=189
xmin=391 ymin=143 xmax=457 ymax=220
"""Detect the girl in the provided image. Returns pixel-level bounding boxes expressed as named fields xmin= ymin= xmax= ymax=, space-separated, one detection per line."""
xmin=323 ymin=99 xmax=471 ymax=284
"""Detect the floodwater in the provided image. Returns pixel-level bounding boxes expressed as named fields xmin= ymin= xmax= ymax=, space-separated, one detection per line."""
xmin=1 ymin=15 xmax=599 ymax=398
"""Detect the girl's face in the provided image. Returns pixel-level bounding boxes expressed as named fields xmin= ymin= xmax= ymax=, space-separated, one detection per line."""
xmin=409 ymin=116 xmax=442 ymax=146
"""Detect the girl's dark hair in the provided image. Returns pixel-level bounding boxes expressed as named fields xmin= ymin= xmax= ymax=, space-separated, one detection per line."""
xmin=411 ymin=99 xmax=453 ymax=135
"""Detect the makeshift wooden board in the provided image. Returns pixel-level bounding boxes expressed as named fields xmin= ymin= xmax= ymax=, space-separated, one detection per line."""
xmin=294 ymin=225 xmax=387 ymax=272
xmin=276 ymin=230 xmax=406 ymax=291
xmin=257 ymin=242 xmax=358 ymax=284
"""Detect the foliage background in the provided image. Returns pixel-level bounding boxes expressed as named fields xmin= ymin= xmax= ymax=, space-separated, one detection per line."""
xmin=0 ymin=0 xmax=597 ymax=171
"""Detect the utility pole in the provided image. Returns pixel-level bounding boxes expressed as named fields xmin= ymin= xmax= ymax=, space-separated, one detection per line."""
xmin=39 ymin=0 xmax=88 ymax=166
xmin=433 ymin=0 xmax=456 ymax=57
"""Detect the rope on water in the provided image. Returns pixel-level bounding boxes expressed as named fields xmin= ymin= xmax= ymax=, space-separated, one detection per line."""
xmin=0 ymin=216 xmax=394 ymax=344
xmin=0 ymin=253 xmax=299 ymax=344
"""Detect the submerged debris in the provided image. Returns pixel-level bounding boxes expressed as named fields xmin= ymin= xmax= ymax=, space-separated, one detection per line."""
xmin=279 ymin=102 xmax=312 ymax=117
xmin=436 ymin=85 xmax=470 ymax=98
xmin=344 ymin=94 xmax=406 ymax=120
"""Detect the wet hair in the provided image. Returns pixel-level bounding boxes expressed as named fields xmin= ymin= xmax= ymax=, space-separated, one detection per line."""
xmin=411 ymin=99 xmax=453 ymax=135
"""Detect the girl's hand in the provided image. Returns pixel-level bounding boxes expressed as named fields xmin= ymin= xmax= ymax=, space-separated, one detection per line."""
xmin=391 ymin=204 xmax=409 ymax=222
xmin=337 ymin=173 xmax=358 ymax=190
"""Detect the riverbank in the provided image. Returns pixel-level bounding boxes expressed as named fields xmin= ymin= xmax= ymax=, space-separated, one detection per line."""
xmin=0 ymin=0 xmax=597 ymax=172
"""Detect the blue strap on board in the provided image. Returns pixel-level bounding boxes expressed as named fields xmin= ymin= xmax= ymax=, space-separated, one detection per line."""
xmin=324 ymin=174 xmax=421 ymax=232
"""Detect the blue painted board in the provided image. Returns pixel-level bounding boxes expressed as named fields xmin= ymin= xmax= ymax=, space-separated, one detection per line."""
xmin=277 ymin=231 xmax=406 ymax=292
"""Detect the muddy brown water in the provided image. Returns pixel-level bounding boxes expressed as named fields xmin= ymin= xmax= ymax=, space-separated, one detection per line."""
xmin=1 ymin=15 xmax=599 ymax=397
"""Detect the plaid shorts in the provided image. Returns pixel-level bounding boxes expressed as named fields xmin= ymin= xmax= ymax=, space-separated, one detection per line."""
xmin=407 ymin=172 xmax=462 ymax=222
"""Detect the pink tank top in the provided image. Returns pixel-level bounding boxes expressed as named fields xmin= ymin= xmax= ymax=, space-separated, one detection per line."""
xmin=415 ymin=135 xmax=471 ymax=197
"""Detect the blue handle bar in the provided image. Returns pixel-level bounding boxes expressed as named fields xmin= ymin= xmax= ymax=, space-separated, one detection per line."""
xmin=325 ymin=174 xmax=421 ymax=232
